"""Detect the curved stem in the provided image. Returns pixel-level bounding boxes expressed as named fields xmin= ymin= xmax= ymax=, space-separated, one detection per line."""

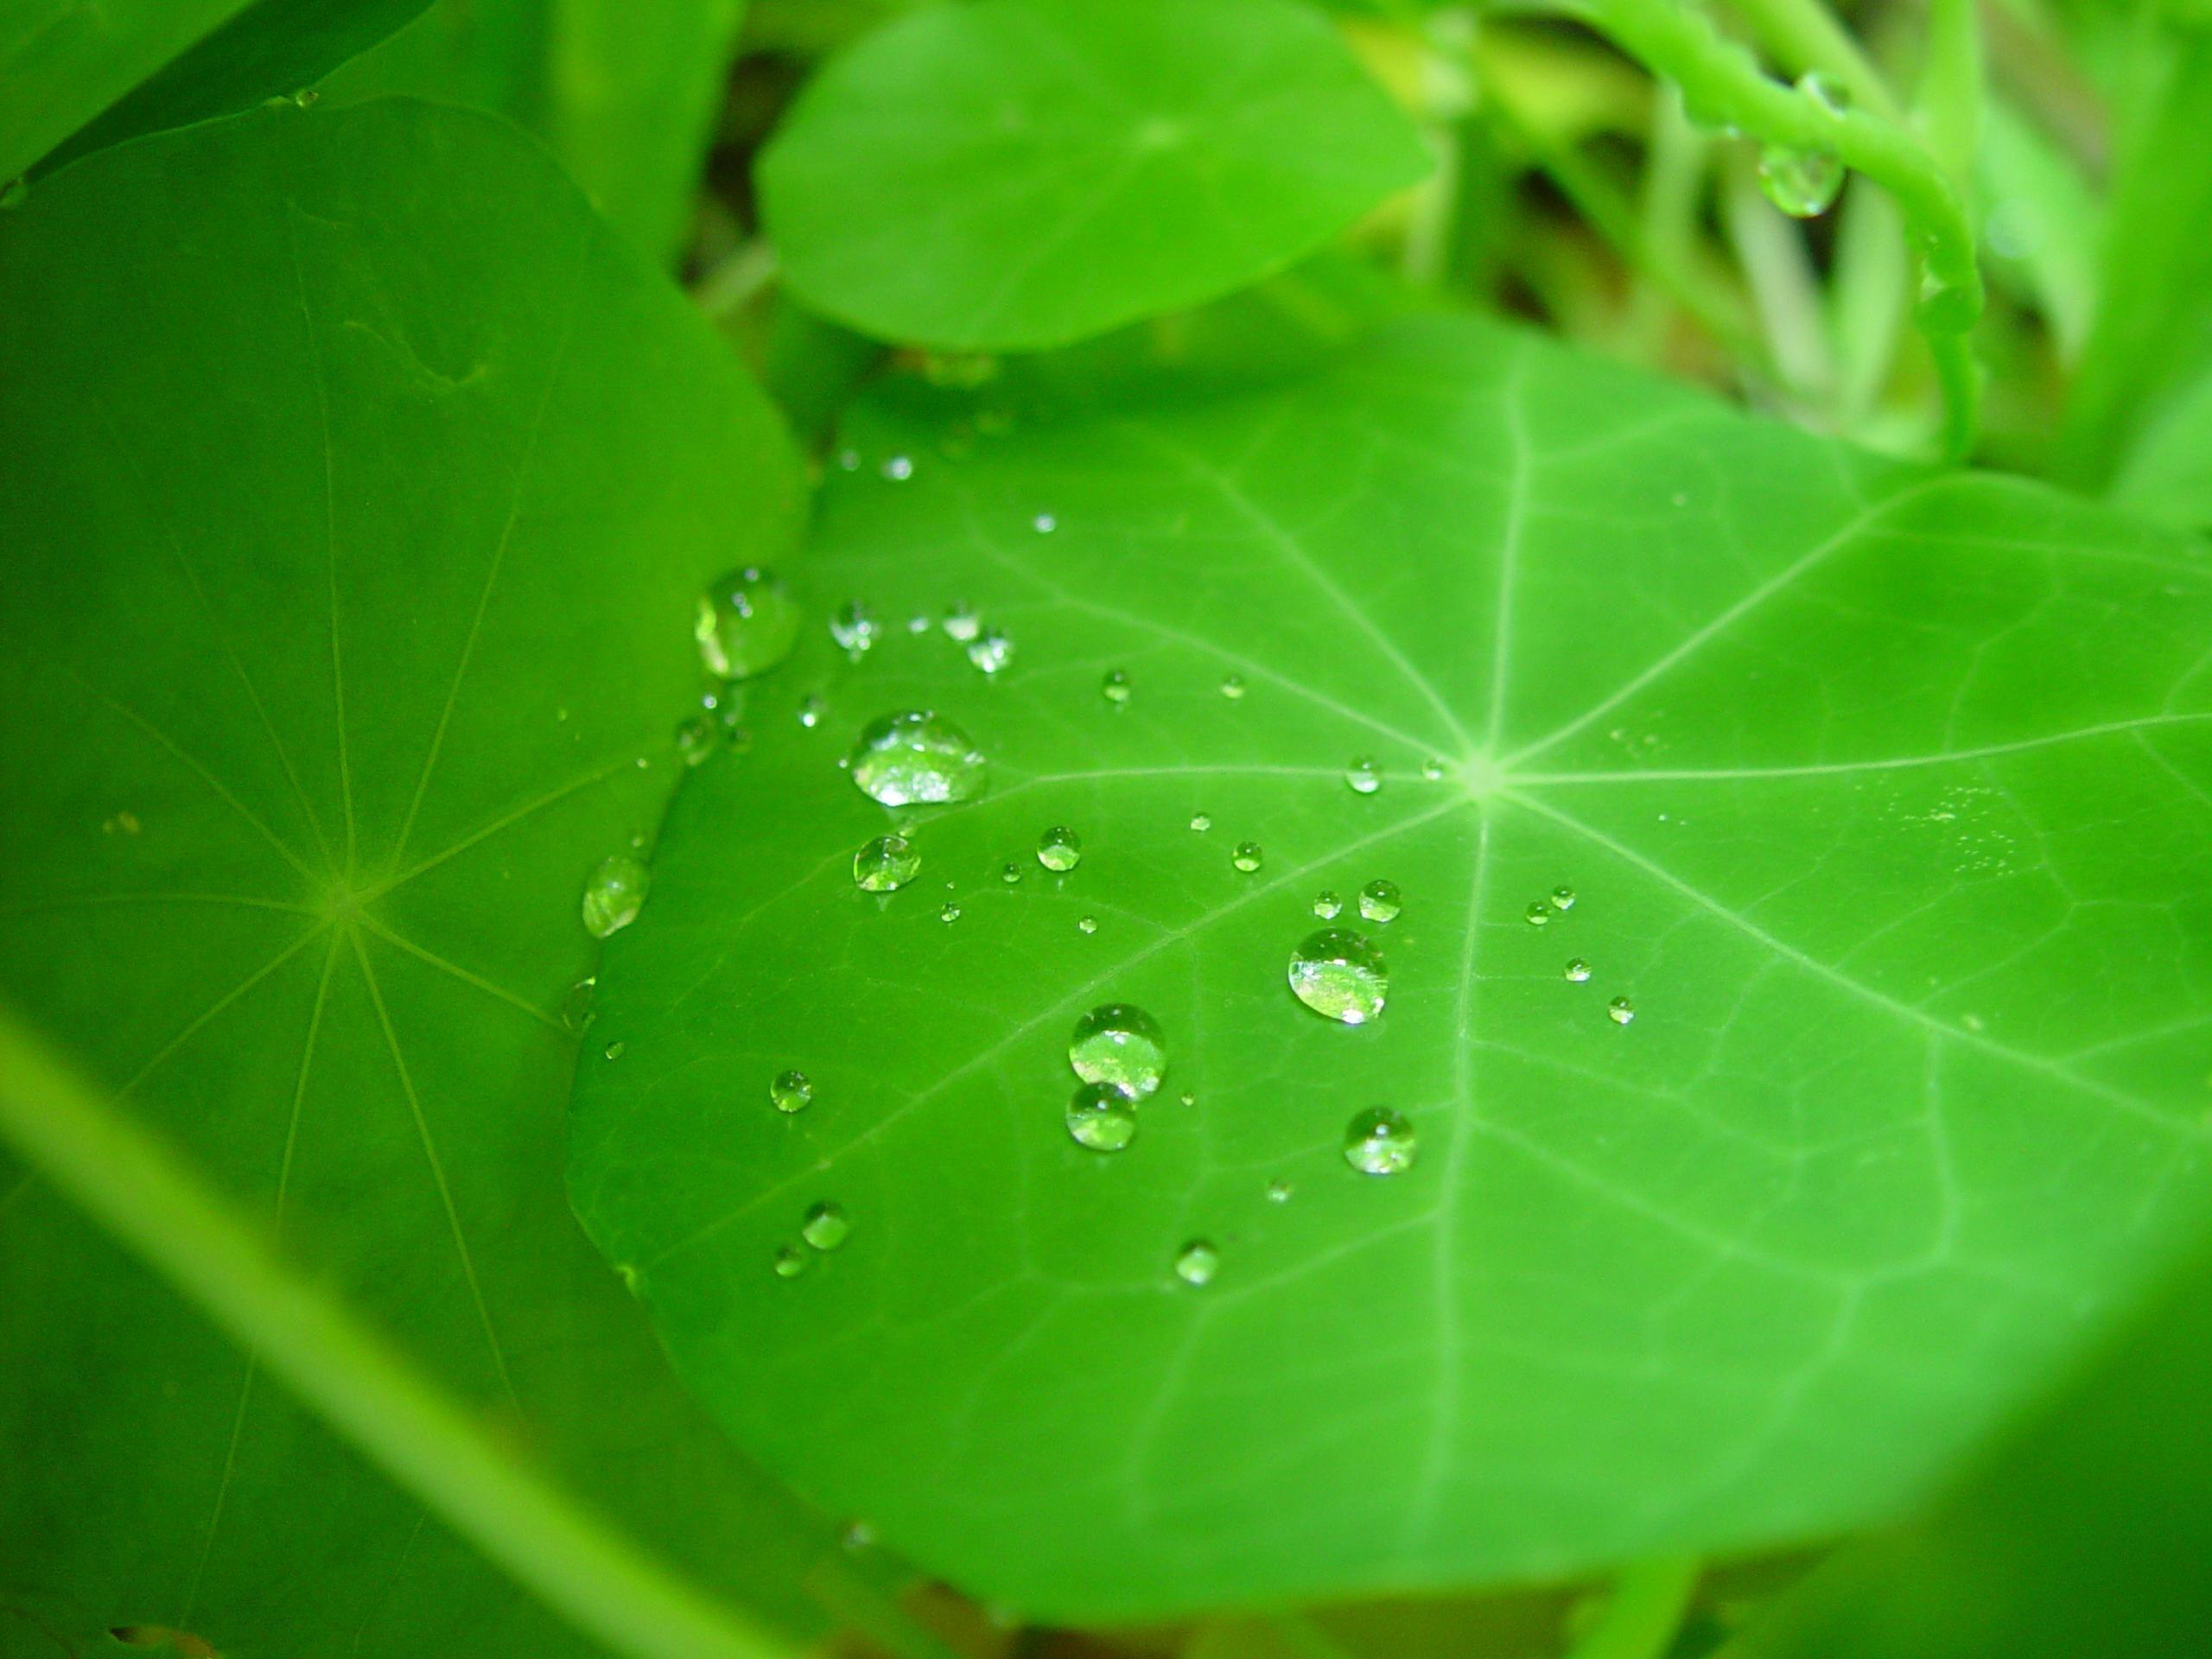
xmin=0 ymin=999 xmax=800 ymax=1659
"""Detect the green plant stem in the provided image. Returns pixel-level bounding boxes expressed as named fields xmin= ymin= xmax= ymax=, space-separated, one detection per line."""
xmin=1565 ymin=1556 xmax=1702 ymax=1659
xmin=0 ymin=1000 xmax=800 ymax=1659
xmin=1567 ymin=0 xmax=1983 ymax=457
xmin=1917 ymin=0 xmax=1983 ymax=183
xmin=1726 ymin=0 xmax=1900 ymax=119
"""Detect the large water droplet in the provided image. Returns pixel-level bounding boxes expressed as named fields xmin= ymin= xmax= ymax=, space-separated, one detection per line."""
xmin=1065 ymin=1081 xmax=1139 ymax=1151
xmin=1757 ymin=143 xmax=1843 ymax=218
xmin=1550 ymin=886 xmax=1576 ymax=911
xmin=1564 ymin=958 xmax=1592 ymax=983
xmin=849 ymin=710 xmax=988 ymax=805
xmin=1288 ymin=928 xmax=1389 ymax=1024
xmin=771 ymin=1070 xmax=812 ymax=1113
xmin=1344 ymin=757 xmax=1381 ymax=796
xmin=802 ymin=1202 xmax=850 ymax=1250
xmin=854 ymin=834 xmax=919 ymax=893
xmin=1608 ymin=996 xmax=1637 ymax=1026
xmin=967 ymin=628 xmax=1014 ymax=676
xmin=1313 ymin=889 xmax=1343 ymax=919
xmin=582 ymin=854 xmax=650 ymax=938
xmin=695 ymin=567 xmax=801 ymax=679
xmin=1101 ymin=669 xmax=1132 ymax=705
xmin=1358 ymin=879 xmax=1402 ymax=924
xmin=1037 ymin=824 xmax=1082 ymax=872
xmin=1525 ymin=901 xmax=1552 ymax=927
xmin=830 ymin=601 xmax=879 ymax=659
xmin=1231 ymin=841 xmax=1262 ymax=874
xmin=1173 ymin=1240 xmax=1218 ymax=1286
xmin=1069 ymin=1003 xmax=1166 ymax=1098
xmin=1343 ymin=1107 xmax=1417 ymax=1175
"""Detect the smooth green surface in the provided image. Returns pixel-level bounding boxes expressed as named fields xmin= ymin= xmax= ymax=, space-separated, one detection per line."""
xmin=755 ymin=0 xmax=1432 ymax=350
xmin=0 ymin=0 xmax=251 ymax=181
xmin=572 ymin=312 xmax=2212 ymax=1619
xmin=2111 ymin=364 xmax=2212 ymax=531
xmin=34 ymin=0 xmax=431 ymax=179
xmin=327 ymin=0 xmax=749 ymax=260
xmin=0 ymin=99 xmax=821 ymax=1656
xmin=1738 ymin=1230 xmax=2212 ymax=1659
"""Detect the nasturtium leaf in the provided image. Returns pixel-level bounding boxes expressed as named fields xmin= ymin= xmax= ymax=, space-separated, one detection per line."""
xmin=32 ymin=0 xmax=433 ymax=180
xmin=571 ymin=312 xmax=2212 ymax=1619
xmin=755 ymin=0 xmax=1433 ymax=350
xmin=0 ymin=99 xmax=825 ymax=1655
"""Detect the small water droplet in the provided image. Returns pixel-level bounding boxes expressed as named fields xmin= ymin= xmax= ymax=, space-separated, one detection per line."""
xmin=940 ymin=900 xmax=962 ymax=923
xmin=602 ymin=1040 xmax=626 ymax=1061
xmin=880 ymin=454 xmax=913 ymax=481
xmin=1288 ymin=928 xmax=1389 ymax=1024
xmin=1069 ymin=1004 xmax=1166 ymax=1098
xmin=695 ymin=566 xmax=801 ymax=679
xmin=1101 ymin=669 xmax=1132 ymax=705
xmin=841 ymin=1520 xmax=875 ymax=1551
xmin=1037 ymin=824 xmax=1082 ymax=872
xmin=771 ymin=1070 xmax=812 ymax=1113
xmin=582 ymin=854 xmax=650 ymax=938
xmin=1358 ymin=879 xmax=1402 ymax=924
xmin=1525 ymin=901 xmax=1552 ymax=926
xmin=1421 ymin=758 xmax=1446 ymax=781
xmin=836 ymin=448 xmax=861 ymax=472
xmin=906 ymin=613 xmax=930 ymax=634
xmin=1800 ymin=67 xmax=1851 ymax=118
xmin=292 ymin=86 xmax=321 ymax=108
xmin=1757 ymin=143 xmax=1843 ymax=218
xmin=797 ymin=695 xmax=823 ymax=728
xmin=773 ymin=1244 xmax=809 ymax=1278
xmin=1550 ymin=886 xmax=1576 ymax=911
xmin=1231 ymin=842 xmax=1262 ymax=873
xmin=1178 ymin=1090 xmax=1195 ymax=1107
xmin=1033 ymin=512 xmax=1057 ymax=533
xmin=1190 ymin=812 xmax=1212 ymax=832
xmin=1313 ymin=889 xmax=1343 ymax=919
xmin=561 ymin=976 xmax=597 ymax=1032
xmin=942 ymin=601 xmax=981 ymax=643
xmin=967 ymin=627 xmax=1014 ymax=676
xmin=802 ymin=1202 xmax=850 ymax=1250
xmin=849 ymin=710 xmax=988 ymax=805
xmin=1564 ymin=958 xmax=1592 ymax=983
xmin=1344 ymin=757 xmax=1381 ymax=796
xmin=1266 ymin=1179 xmax=1294 ymax=1204
xmin=1220 ymin=673 xmax=1246 ymax=700
xmin=1077 ymin=914 xmax=1098 ymax=935
xmin=830 ymin=601 xmax=879 ymax=658
xmin=854 ymin=834 xmax=920 ymax=893
xmin=1344 ymin=1107 xmax=1417 ymax=1174
xmin=1608 ymin=997 xmax=1636 ymax=1026
xmin=675 ymin=714 xmax=718 ymax=766
xmin=103 ymin=810 xmax=142 ymax=836
xmin=1065 ymin=1081 xmax=1139 ymax=1151
xmin=1173 ymin=1240 xmax=1218 ymax=1286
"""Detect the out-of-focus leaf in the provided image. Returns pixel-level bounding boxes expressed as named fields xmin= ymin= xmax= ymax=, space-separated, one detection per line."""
xmin=2110 ymin=365 xmax=2212 ymax=531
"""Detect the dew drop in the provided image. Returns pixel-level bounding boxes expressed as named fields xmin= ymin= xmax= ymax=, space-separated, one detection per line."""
xmin=1343 ymin=1107 xmax=1417 ymax=1175
xmin=849 ymin=710 xmax=988 ymax=805
xmin=1608 ymin=996 xmax=1637 ymax=1026
xmin=880 ymin=454 xmax=913 ymax=481
xmin=1344 ymin=757 xmax=1382 ymax=796
xmin=1033 ymin=512 xmax=1057 ymax=533
xmin=1065 ymin=1081 xmax=1139 ymax=1151
xmin=695 ymin=567 xmax=801 ymax=679
xmin=1421 ymin=758 xmax=1446 ymax=782
xmin=1000 ymin=861 xmax=1023 ymax=884
xmin=1757 ymin=143 xmax=1843 ymax=218
xmin=1101 ymin=669 xmax=1132 ymax=705
xmin=1800 ymin=68 xmax=1851 ymax=118
xmin=1178 ymin=1090 xmax=1195 ymax=1107
xmin=675 ymin=714 xmax=718 ymax=766
xmin=836 ymin=448 xmax=861 ymax=472
xmin=1220 ymin=673 xmax=1246 ymax=700
xmin=560 ymin=976 xmax=596 ymax=1032
xmin=1069 ymin=1003 xmax=1166 ymax=1098
xmin=582 ymin=854 xmax=650 ymax=938
xmin=1551 ymin=886 xmax=1576 ymax=911
xmin=1564 ymin=958 xmax=1592 ymax=983
xmin=1173 ymin=1240 xmax=1219 ymax=1287
xmin=1313 ymin=889 xmax=1344 ymax=919
xmin=602 ymin=1040 xmax=626 ymax=1061
xmin=941 ymin=601 xmax=981 ymax=643
xmin=773 ymin=1244 xmax=809 ymax=1279
xmin=840 ymin=1520 xmax=876 ymax=1551
xmin=830 ymin=601 xmax=879 ymax=658
xmin=1358 ymin=879 xmax=1402 ymax=924
xmin=797 ymin=695 xmax=823 ymax=729
xmin=771 ymin=1070 xmax=812 ymax=1113
xmin=1190 ymin=812 xmax=1212 ymax=832
xmin=1231 ymin=841 xmax=1263 ymax=874
xmin=1266 ymin=1179 xmax=1294 ymax=1204
xmin=801 ymin=1202 xmax=850 ymax=1250
xmin=1037 ymin=824 xmax=1082 ymax=873
xmin=906 ymin=613 xmax=930 ymax=635
xmin=1525 ymin=901 xmax=1553 ymax=926
xmin=966 ymin=627 xmax=1014 ymax=676
xmin=940 ymin=900 xmax=962 ymax=923
xmin=854 ymin=834 xmax=919 ymax=893
xmin=1077 ymin=914 xmax=1097 ymax=935
xmin=1288 ymin=928 xmax=1389 ymax=1025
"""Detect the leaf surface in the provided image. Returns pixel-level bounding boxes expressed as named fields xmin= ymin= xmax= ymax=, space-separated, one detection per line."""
xmin=571 ymin=312 xmax=2212 ymax=1619
xmin=755 ymin=0 xmax=1432 ymax=349
xmin=0 ymin=99 xmax=824 ymax=1656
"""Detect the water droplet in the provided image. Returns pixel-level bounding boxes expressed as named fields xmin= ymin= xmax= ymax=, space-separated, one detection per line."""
xmin=771 ymin=1070 xmax=812 ymax=1113
xmin=1421 ymin=759 xmax=1446 ymax=781
xmin=1288 ymin=928 xmax=1389 ymax=1025
xmin=1313 ymin=889 xmax=1343 ymax=919
xmin=840 ymin=1520 xmax=875 ymax=1551
xmin=966 ymin=627 xmax=1014 ymax=676
xmin=1037 ymin=824 xmax=1082 ymax=872
xmin=103 ymin=810 xmax=142 ymax=836
xmin=1608 ymin=996 xmax=1637 ymax=1026
xmin=1077 ymin=914 xmax=1097 ymax=935
xmin=602 ymin=1040 xmax=626 ymax=1061
xmin=1550 ymin=886 xmax=1576 ymax=911
xmin=1101 ymin=669 xmax=1132 ymax=705
xmin=1358 ymin=879 xmax=1402 ymax=924
xmin=880 ymin=454 xmax=913 ymax=481
xmin=1799 ymin=67 xmax=1850 ymax=118
xmin=1231 ymin=842 xmax=1262 ymax=873
xmin=797 ymin=695 xmax=823 ymax=729
xmin=1173 ymin=1240 xmax=1218 ymax=1286
xmin=695 ymin=566 xmax=801 ymax=679
xmin=1345 ymin=757 xmax=1381 ymax=795
xmin=1564 ymin=958 xmax=1592 ymax=983
xmin=1525 ymin=901 xmax=1552 ymax=926
xmin=1220 ymin=673 xmax=1246 ymax=700
xmin=1065 ymin=1082 xmax=1139 ymax=1151
xmin=773 ymin=1244 xmax=809 ymax=1278
xmin=801 ymin=1202 xmax=850 ymax=1250
xmin=1266 ymin=1179 xmax=1294 ymax=1204
xmin=854 ymin=834 xmax=919 ymax=893
xmin=1190 ymin=812 xmax=1212 ymax=832
xmin=836 ymin=448 xmax=861 ymax=472
xmin=1178 ymin=1090 xmax=1195 ymax=1107
xmin=830 ymin=601 xmax=879 ymax=658
xmin=582 ymin=854 xmax=650 ymax=938
xmin=849 ymin=710 xmax=988 ymax=805
xmin=1033 ymin=512 xmax=1057 ymax=533
xmin=1344 ymin=1107 xmax=1417 ymax=1174
xmin=560 ymin=977 xmax=597 ymax=1032
xmin=996 ymin=861 xmax=1021 ymax=885
xmin=292 ymin=86 xmax=321 ymax=108
xmin=675 ymin=714 xmax=718 ymax=766
xmin=941 ymin=601 xmax=981 ymax=643
xmin=939 ymin=900 xmax=962 ymax=923
xmin=906 ymin=613 xmax=930 ymax=634
xmin=1069 ymin=1003 xmax=1166 ymax=1098
xmin=1757 ymin=143 xmax=1843 ymax=218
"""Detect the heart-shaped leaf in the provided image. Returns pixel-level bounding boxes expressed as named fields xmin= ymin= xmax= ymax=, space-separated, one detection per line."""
xmin=571 ymin=313 xmax=2212 ymax=1620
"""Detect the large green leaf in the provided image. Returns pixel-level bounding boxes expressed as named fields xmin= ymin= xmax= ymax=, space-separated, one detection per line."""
xmin=0 ymin=99 xmax=825 ymax=1656
xmin=755 ymin=0 xmax=1432 ymax=350
xmin=570 ymin=312 xmax=2212 ymax=1620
